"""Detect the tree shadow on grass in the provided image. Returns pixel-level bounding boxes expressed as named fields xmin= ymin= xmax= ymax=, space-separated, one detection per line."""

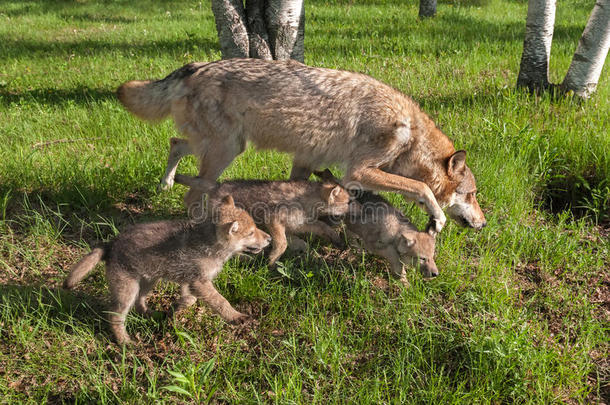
xmin=0 ymin=37 xmax=220 ymax=60
xmin=0 ymin=0 xmax=193 ymax=18
xmin=308 ymin=10 xmax=585 ymax=56
xmin=0 ymin=86 xmax=116 ymax=107
xmin=0 ymin=283 xmax=108 ymax=338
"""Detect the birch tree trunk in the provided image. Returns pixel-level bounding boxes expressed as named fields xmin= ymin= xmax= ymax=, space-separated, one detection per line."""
xmin=516 ymin=0 xmax=556 ymax=91
xmin=561 ymin=0 xmax=610 ymax=99
xmin=419 ymin=0 xmax=437 ymax=18
xmin=211 ymin=0 xmax=305 ymax=62
xmin=211 ymin=0 xmax=249 ymax=58
xmin=265 ymin=0 xmax=305 ymax=62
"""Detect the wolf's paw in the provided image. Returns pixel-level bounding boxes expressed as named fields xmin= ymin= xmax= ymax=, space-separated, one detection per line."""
xmin=427 ymin=214 xmax=446 ymax=236
xmin=159 ymin=177 xmax=174 ymax=191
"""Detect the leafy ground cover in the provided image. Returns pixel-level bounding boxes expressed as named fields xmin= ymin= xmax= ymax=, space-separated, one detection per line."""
xmin=0 ymin=0 xmax=608 ymax=402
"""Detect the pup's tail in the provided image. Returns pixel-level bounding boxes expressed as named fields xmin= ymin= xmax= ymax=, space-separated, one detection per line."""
xmin=116 ymin=63 xmax=202 ymax=122
xmin=63 ymin=247 xmax=106 ymax=289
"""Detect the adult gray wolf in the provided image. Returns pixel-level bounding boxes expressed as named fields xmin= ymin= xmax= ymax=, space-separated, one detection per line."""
xmin=117 ymin=58 xmax=487 ymax=234
xmin=63 ymin=195 xmax=271 ymax=345
xmin=173 ymin=173 xmax=350 ymax=266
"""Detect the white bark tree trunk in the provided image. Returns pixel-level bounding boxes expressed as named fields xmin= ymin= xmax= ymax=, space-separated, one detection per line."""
xmin=517 ymin=0 xmax=557 ymax=91
xmin=561 ymin=0 xmax=610 ymax=99
xmin=211 ymin=0 xmax=305 ymax=62
xmin=419 ymin=0 xmax=437 ymax=18
xmin=265 ymin=0 xmax=305 ymax=62
xmin=211 ymin=0 xmax=250 ymax=59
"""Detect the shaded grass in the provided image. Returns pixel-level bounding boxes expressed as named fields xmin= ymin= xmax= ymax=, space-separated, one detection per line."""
xmin=0 ymin=0 xmax=608 ymax=403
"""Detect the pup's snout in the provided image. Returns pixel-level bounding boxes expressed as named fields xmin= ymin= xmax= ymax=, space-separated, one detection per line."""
xmin=424 ymin=267 xmax=439 ymax=278
xmin=422 ymin=263 xmax=439 ymax=278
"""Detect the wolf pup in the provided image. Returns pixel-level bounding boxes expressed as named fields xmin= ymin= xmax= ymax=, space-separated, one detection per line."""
xmin=347 ymin=191 xmax=438 ymax=285
xmin=63 ymin=195 xmax=271 ymax=344
xmin=117 ymin=59 xmax=486 ymax=234
xmin=315 ymin=169 xmax=437 ymax=285
xmin=173 ymin=174 xmax=350 ymax=266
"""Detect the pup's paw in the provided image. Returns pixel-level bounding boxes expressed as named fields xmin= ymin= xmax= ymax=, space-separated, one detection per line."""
xmin=229 ymin=312 xmax=252 ymax=325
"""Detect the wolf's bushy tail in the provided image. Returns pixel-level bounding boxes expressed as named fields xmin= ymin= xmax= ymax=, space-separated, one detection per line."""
xmin=116 ymin=79 xmax=174 ymax=121
xmin=63 ymin=247 xmax=106 ymax=289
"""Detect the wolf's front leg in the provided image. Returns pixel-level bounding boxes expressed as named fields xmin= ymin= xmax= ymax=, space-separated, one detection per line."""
xmin=346 ymin=167 xmax=446 ymax=234
xmin=266 ymin=219 xmax=288 ymax=266
xmin=189 ymin=279 xmax=249 ymax=324
xmin=372 ymin=245 xmax=409 ymax=287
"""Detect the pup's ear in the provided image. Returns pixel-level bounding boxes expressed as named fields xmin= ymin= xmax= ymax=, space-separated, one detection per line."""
xmin=447 ymin=150 xmax=467 ymax=178
xmin=398 ymin=234 xmax=416 ymax=253
xmin=221 ymin=194 xmax=235 ymax=207
xmin=425 ymin=221 xmax=438 ymax=238
xmin=322 ymin=185 xmax=343 ymax=204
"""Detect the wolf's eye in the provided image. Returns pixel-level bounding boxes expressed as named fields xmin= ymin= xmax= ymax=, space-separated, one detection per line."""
xmin=419 ymin=257 xmax=427 ymax=263
xmin=248 ymin=231 xmax=255 ymax=237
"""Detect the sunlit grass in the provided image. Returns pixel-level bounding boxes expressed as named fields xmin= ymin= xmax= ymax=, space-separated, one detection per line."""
xmin=0 ymin=0 xmax=608 ymax=403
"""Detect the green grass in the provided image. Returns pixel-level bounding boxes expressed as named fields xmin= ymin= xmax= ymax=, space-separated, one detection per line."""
xmin=1 ymin=0 xmax=608 ymax=403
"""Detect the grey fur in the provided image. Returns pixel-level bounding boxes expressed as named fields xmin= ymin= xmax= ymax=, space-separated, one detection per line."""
xmin=63 ymin=196 xmax=271 ymax=344
xmin=174 ymin=174 xmax=350 ymax=266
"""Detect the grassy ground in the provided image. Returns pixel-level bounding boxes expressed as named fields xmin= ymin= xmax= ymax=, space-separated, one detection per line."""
xmin=1 ymin=0 xmax=608 ymax=403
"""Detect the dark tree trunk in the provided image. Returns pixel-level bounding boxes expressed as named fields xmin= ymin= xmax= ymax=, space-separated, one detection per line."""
xmin=419 ymin=0 xmax=437 ymax=18
xmin=246 ymin=0 xmax=273 ymax=60
xmin=516 ymin=0 xmax=556 ymax=91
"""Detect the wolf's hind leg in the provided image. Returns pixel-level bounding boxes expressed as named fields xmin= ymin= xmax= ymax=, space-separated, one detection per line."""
xmin=107 ymin=275 xmax=140 ymax=344
xmin=184 ymin=135 xmax=245 ymax=211
xmin=135 ymin=279 xmax=156 ymax=316
xmin=160 ymin=137 xmax=193 ymax=190
xmin=173 ymin=283 xmax=198 ymax=314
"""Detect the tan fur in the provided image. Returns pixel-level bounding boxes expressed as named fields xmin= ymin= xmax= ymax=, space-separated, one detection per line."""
xmin=117 ymin=58 xmax=487 ymax=233
xmin=173 ymin=174 xmax=350 ymax=266
xmin=63 ymin=196 xmax=271 ymax=345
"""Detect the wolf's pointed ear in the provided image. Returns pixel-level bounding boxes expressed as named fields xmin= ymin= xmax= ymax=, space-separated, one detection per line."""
xmin=221 ymin=195 xmax=235 ymax=207
xmin=228 ymin=221 xmax=239 ymax=235
xmin=403 ymin=235 xmax=416 ymax=248
xmin=398 ymin=234 xmax=416 ymax=253
xmin=447 ymin=150 xmax=467 ymax=178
